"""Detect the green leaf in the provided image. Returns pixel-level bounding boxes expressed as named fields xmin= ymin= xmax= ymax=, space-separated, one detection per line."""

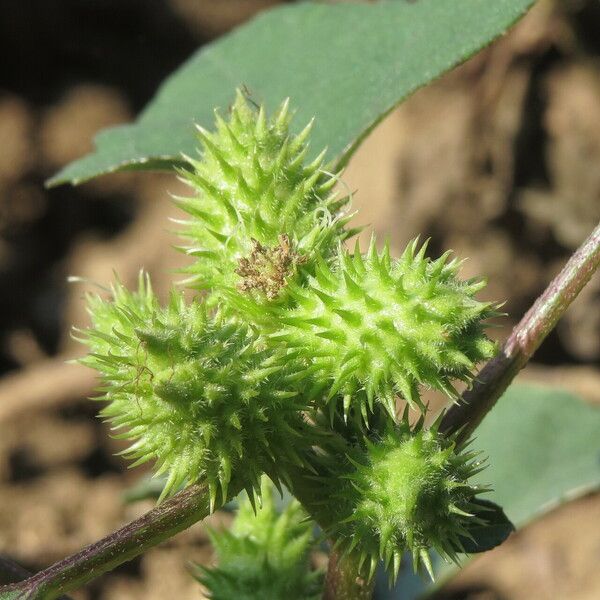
xmin=457 ymin=500 xmax=514 ymax=554
xmin=473 ymin=384 xmax=600 ymax=526
xmin=0 ymin=590 xmax=71 ymax=600
xmin=48 ymin=0 xmax=535 ymax=186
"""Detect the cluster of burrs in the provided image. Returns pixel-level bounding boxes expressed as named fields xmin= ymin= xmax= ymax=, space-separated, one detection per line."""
xmin=80 ymin=90 xmax=499 ymax=582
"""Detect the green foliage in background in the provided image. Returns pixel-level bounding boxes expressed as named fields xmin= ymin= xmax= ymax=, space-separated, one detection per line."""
xmin=195 ymin=478 xmax=322 ymax=600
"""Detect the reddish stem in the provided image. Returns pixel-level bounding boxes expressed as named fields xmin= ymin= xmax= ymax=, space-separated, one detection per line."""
xmin=0 ymin=482 xmax=213 ymax=600
xmin=441 ymin=221 xmax=600 ymax=442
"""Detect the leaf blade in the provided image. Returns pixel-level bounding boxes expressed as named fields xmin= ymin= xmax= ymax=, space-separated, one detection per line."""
xmin=49 ymin=0 xmax=535 ymax=186
xmin=473 ymin=384 xmax=600 ymax=526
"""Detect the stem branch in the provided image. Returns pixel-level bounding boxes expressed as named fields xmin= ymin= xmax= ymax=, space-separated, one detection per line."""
xmin=441 ymin=221 xmax=600 ymax=442
xmin=0 ymin=482 xmax=213 ymax=600
xmin=283 ymin=463 xmax=375 ymax=600
xmin=323 ymin=550 xmax=375 ymax=600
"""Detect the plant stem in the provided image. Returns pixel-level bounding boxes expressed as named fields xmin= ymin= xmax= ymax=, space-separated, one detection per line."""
xmin=0 ymin=482 xmax=214 ymax=600
xmin=0 ymin=558 xmax=71 ymax=600
xmin=323 ymin=550 xmax=375 ymax=600
xmin=441 ymin=221 xmax=600 ymax=443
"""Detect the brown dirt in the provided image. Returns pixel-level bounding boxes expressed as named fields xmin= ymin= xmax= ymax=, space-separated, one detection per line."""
xmin=0 ymin=0 xmax=599 ymax=598
xmin=434 ymin=492 xmax=600 ymax=600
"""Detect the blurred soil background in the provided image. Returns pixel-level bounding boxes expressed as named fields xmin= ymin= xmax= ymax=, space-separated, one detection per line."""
xmin=0 ymin=0 xmax=599 ymax=598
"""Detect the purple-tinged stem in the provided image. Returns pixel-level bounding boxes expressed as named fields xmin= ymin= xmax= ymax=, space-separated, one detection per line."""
xmin=0 ymin=482 xmax=213 ymax=600
xmin=441 ymin=221 xmax=600 ymax=443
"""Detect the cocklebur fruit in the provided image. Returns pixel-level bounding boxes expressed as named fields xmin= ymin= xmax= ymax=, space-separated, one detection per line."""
xmin=325 ymin=414 xmax=488 ymax=582
xmin=79 ymin=274 xmax=316 ymax=506
xmin=196 ymin=477 xmax=322 ymax=600
xmin=263 ymin=237 xmax=498 ymax=421
xmin=175 ymin=90 xmax=355 ymax=307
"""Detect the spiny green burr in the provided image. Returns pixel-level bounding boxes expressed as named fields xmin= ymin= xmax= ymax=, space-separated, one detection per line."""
xmin=175 ymin=90 xmax=355 ymax=307
xmin=79 ymin=274 xmax=316 ymax=507
xmin=326 ymin=413 xmax=489 ymax=582
xmin=196 ymin=477 xmax=322 ymax=600
xmin=262 ymin=237 xmax=498 ymax=421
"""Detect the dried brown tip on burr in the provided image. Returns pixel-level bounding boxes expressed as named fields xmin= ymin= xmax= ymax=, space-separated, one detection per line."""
xmin=235 ymin=234 xmax=308 ymax=300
